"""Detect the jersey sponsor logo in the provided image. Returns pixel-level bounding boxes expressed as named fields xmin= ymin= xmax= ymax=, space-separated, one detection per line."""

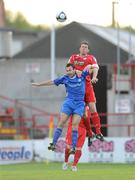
xmin=68 ymin=82 xmax=82 ymax=87
xmin=74 ymin=61 xmax=84 ymax=66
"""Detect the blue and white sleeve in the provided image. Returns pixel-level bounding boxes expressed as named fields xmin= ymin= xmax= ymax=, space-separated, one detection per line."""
xmin=53 ymin=76 xmax=65 ymax=86
xmin=81 ymin=70 xmax=89 ymax=78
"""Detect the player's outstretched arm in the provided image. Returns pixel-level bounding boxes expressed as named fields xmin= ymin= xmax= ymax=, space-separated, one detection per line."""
xmin=31 ymin=80 xmax=54 ymax=87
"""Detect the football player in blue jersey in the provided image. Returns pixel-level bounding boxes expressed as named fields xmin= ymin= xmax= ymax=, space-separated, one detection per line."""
xmin=32 ymin=63 xmax=96 ymax=152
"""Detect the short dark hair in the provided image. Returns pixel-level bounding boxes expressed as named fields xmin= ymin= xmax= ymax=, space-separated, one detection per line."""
xmin=66 ymin=63 xmax=75 ymax=69
xmin=80 ymin=40 xmax=89 ymax=48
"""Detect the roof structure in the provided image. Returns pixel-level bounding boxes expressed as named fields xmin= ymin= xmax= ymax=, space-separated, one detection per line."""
xmin=13 ymin=22 xmax=134 ymax=64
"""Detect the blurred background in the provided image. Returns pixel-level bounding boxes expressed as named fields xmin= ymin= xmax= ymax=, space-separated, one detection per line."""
xmin=0 ymin=0 xmax=135 ymax=164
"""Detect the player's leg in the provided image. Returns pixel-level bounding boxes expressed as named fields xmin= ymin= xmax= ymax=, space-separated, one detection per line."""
xmin=62 ymin=145 xmax=71 ymax=170
xmin=53 ymin=112 xmax=70 ymax=144
xmin=48 ymin=100 xmax=73 ymax=150
xmin=71 ymin=114 xmax=81 ymax=151
xmin=71 ymin=126 xmax=86 ymax=171
xmin=64 ymin=145 xmax=71 ymax=163
xmin=62 ymin=120 xmax=72 ymax=170
xmin=48 ymin=112 xmax=69 ymax=150
xmin=83 ymin=106 xmax=93 ymax=137
xmin=86 ymin=84 xmax=104 ymax=141
xmin=71 ymin=101 xmax=85 ymax=151
xmin=84 ymin=85 xmax=94 ymax=138
xmin=82 ymin=107 xmax=95 ymax=146
xmin=80 ymin=107 xmax=95 ymax=147
xmin=88 ymin=102 xmax=104 ymax=141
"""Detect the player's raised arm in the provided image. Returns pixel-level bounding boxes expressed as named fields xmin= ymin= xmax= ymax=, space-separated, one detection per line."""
xmin=83 ymin=64 xmax=97 ymax=73
xmin=31 ymin=80 xmax=54 ymax=87
xmin=91 ymin=64 xmax=99 ymax=83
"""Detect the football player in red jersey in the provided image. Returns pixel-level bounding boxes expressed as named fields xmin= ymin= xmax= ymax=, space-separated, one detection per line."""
xmin=68 ymin=41 xmax=104 ymax=143
xmin=62 ymin=106 xmax=91 ymax=171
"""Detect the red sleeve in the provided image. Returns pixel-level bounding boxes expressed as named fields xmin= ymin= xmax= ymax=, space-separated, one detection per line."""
xmin=68 ymin=55 xmax=75 ymax=64
xmin=91 ymin=55 xmax=98 ymax=64
xmin=87 ymin=55 xmax=98 ymax=65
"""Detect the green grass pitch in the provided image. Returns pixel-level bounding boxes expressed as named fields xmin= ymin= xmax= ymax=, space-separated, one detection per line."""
xmin=0 ymin=162 xmax=135 ymax=180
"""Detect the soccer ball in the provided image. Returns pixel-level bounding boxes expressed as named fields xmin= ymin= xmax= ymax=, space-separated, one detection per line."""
xmin=56 ymin=11 xmax=67 ymax=22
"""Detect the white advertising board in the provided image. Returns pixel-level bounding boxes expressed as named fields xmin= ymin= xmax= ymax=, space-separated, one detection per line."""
xmin=1 ymin=138 xmax=135 ymax=165
xmin=0 ymin=140 xmax=33 ymax=165
xmin=33 ymin=137 xmax=135 ymax=163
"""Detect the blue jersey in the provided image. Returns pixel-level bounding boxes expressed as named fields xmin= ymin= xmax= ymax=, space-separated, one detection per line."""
xmin=53 ymin=70 xmax=89 ymax=101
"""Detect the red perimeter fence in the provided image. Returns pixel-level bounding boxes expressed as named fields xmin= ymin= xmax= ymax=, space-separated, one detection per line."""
xmin=0 ymin=111 xmax=135 ymax=139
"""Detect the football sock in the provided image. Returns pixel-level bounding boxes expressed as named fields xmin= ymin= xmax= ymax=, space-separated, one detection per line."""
xmin=73 ymin=150 xmax=82 ymax=166
xmin=64 ymin=148 xmax=70 ymax=163
xmin=91 ymin=112 xmax=101 ymax=134
xmin=83 ymin=116 xmax=93 ymax=137
xmin=72 ymin=130 xmax=78 ymax=149
xmin=52 ymin=128 xmax=62 ymax=145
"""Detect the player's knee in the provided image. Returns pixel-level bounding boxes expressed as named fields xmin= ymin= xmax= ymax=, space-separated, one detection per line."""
xmin=58 ymin=121 xmax=65 ymax=128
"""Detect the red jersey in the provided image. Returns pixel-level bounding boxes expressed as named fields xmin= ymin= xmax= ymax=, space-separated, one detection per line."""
xmin=69 ymin=54 xmax=98 ymax=81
